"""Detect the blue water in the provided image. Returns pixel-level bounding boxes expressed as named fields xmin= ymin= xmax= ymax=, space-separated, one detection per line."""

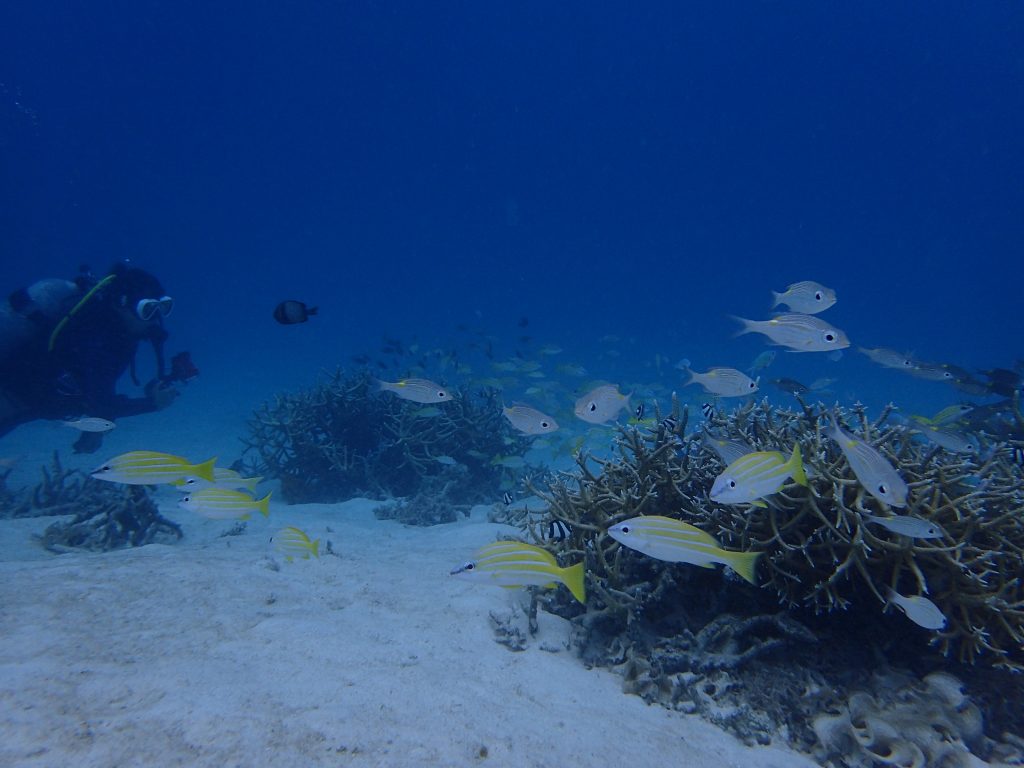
xmin=1 ymin=3 xmax=1021 ymax=423
xmin=3 ymin=7 xmax=1024 ymax=764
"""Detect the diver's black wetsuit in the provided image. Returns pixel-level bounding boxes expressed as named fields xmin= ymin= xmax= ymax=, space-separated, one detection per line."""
xmin=0 ymin=276 xmax=168 ymax=440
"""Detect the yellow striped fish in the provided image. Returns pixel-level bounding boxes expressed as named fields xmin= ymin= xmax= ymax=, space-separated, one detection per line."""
xmin=607 ymin=516 xmax=761 ymax=585
xmin=179 ymin=488 xmax=271 ymax=520
xmin=272 ymin=526 xmax=320 ymax=561
xmin=450 ymin=540 xmax=586 ymax=604
xmin=709 ymin=444 xmax=808 ymax=506
xmin=91 ymin=451 xmax=216 ymax=485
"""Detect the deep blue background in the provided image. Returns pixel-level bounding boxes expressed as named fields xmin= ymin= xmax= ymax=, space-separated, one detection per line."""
xmin=2 ymin=2 xmax=1021 ymax=411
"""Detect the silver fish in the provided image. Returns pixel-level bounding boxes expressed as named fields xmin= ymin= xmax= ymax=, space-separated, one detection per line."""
xmin=375 ymin=378 xmax=451 ymax=404
xmin=908 ymin=362 xmax=956 ymax=383
xmin=502 ymin=404 xmax=559 ymax=435
xmin=702 ymin=431 xmax=755 ymax=466
xmin=911 ymin=423 xmax=976 ymax=454
xmin=733 ymin=314 xmax=850 ymax=353
xmin=858 ymin=347 xmax=915 ymax=370
xmin=771 ymin=281 xmax=837 ymax=314
xmin=61 ymin=416 xmax=116 ymax=433
xmin=885 ymin=587 xmax=947 ymax=630
xmin=574 ymin=384 xmax=630 ymax=424
xmin=684 ymin=367 xmax=758 ymax=397
xmin=862 ymin=513 xmax=944 ymax=539
xmin=826 ymin=415 xmax=908 ymax=507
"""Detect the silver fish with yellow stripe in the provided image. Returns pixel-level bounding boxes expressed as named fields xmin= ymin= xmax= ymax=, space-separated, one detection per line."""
xmin=450 ymin=540 xmax=585 ymax=604
xmin=502 ymin=403 xmax=559 ymax=435
xmin=826 ymin=415 xmax=908 ymax=507
xmin=733 ymin=314 xmax=850 ymax=353
xmin=709 ymin=444 xmax=808 ymax=506
xmin=179 ymin=488 xmax=271 ymax=520
xmin=607 ymin=515 xmax=761 ymax=585
xmin=91 ymin=451 xmax=217 ymax=485
xmin=374 ymin=378 xmax=452 ymax=404
xmin=702 ymin=431 xmax=755 ymax=466
xmin=684 ymin=366 xmax=758 ymax=397
xmin=770 ymin=281 xmax=836 ymax=314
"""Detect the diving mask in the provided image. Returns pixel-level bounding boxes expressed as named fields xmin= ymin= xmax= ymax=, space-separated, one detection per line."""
xmin=136 ymin=296 xmax=174 ymax=321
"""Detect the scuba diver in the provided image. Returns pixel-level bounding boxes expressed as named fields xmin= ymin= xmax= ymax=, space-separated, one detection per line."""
xmin=0 ymin=261 xmax=197 ymax=453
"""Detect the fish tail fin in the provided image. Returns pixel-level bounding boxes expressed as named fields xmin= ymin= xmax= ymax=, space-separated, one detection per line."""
xmin=727 ymin=550 xmax=762 ymax=586
xmin=243 ymin=476 xmax=263 ymax=491
xmin=310 ymin=539 xmax=321 ymax=559
xmin=193 ymin=457 xmax=218 ymax=482
xmin=770 ymin=290 xmax=782 ymax=309
xmin=729 ymin=315 xmax=754 ymax=337
xmin=257 ymin=492 xmax=272 ymax=517
xmin=789 ymin=444 xmax=808 ymax=487
xmin=560 ymin=561 xmax=586 ymax=604
xmin=307 ymin=306 xmax=319 ymax=315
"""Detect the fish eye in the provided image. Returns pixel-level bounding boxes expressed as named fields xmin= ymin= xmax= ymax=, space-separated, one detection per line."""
xmin=619 ymin=525 xmax=630 ymax=534
xmin=541 ymin=421 xmax=550 ymax=428
xmin=728 ymin=480 xmax=736 ymax=488
xmin=815 ymin=292 xmax=823 ymax=300
xmin=464 ymin=562 xmax=475 ymax=571
xmin=589 ymin=402 xmax=597 ymax=412
xmin=438 ymin=391 xmax=447 ymax=398
xmin=748 ymin=381 xmax=756 ymax=388
xmin=878 ymin=484 xmax=888 ymax=494
xmin=825 ymin=333 xmax=835 ymax=342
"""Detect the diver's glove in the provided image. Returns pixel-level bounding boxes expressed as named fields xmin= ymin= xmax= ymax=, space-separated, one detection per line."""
xmin=144 ymin=379 xmax=180 ymax=410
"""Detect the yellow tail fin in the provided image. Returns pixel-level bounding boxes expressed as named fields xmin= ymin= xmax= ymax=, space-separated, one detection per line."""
xmin=788 ymin=444 xmax=808 ymax=487
xmin=192 ymin=456 xmax=218 ymax=482
xmin=727 ymin=550 xmax=762 ymax=586
xmin=559 ymin=561 xmax=586 ymax=604
xmin=257 ymin=492 xmax=272 ymax=518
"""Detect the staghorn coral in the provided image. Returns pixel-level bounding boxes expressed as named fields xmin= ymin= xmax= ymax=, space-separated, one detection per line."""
xmin=526 ymin=396 xmax=1024 ymax=670
xmin=242 ymin=368 xmax=533 ymax=508
xmin=0 ymin=452 xmax=183 ymax=551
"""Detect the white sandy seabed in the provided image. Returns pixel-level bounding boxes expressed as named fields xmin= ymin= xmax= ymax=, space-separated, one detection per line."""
xmin=0 ymin=404 xmax=820 ymax=768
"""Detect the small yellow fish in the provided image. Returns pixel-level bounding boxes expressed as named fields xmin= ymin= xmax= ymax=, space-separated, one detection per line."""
xmin=374 ymin=378 xmax=451 ymax=404
xmin=179 ymin=488 xmax=271 ymax=519
xmin=92 ymin=451 xmax=216 ymax=485
xmin=709 ymin=444 xmax=808 ymax=506
xmin=450 ymin=541 xmax=585 ymax=604
xmin=272 ymin=526 xmax=320 ymax=561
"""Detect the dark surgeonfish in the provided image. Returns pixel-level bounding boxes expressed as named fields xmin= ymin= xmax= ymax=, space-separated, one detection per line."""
xmin=273 ymin=300 xmax=318 ymax=325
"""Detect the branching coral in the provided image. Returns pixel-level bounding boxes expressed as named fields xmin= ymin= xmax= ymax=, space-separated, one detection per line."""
xmin=242 ymin=368 xmax=533 ymax=507
xmin=526 ymin=396 xmax=1024 ymax=670
xmin=1 ymin=453 xmax=183 ymax=552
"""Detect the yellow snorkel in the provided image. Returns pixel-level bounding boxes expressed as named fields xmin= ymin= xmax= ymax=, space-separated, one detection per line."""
xmin=47 ymin=273 xmax=117 ymax=352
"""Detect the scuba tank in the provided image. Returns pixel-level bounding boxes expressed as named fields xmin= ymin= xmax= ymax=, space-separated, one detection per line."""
xmin=0 ymin=278 xmax=79 ymax=360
